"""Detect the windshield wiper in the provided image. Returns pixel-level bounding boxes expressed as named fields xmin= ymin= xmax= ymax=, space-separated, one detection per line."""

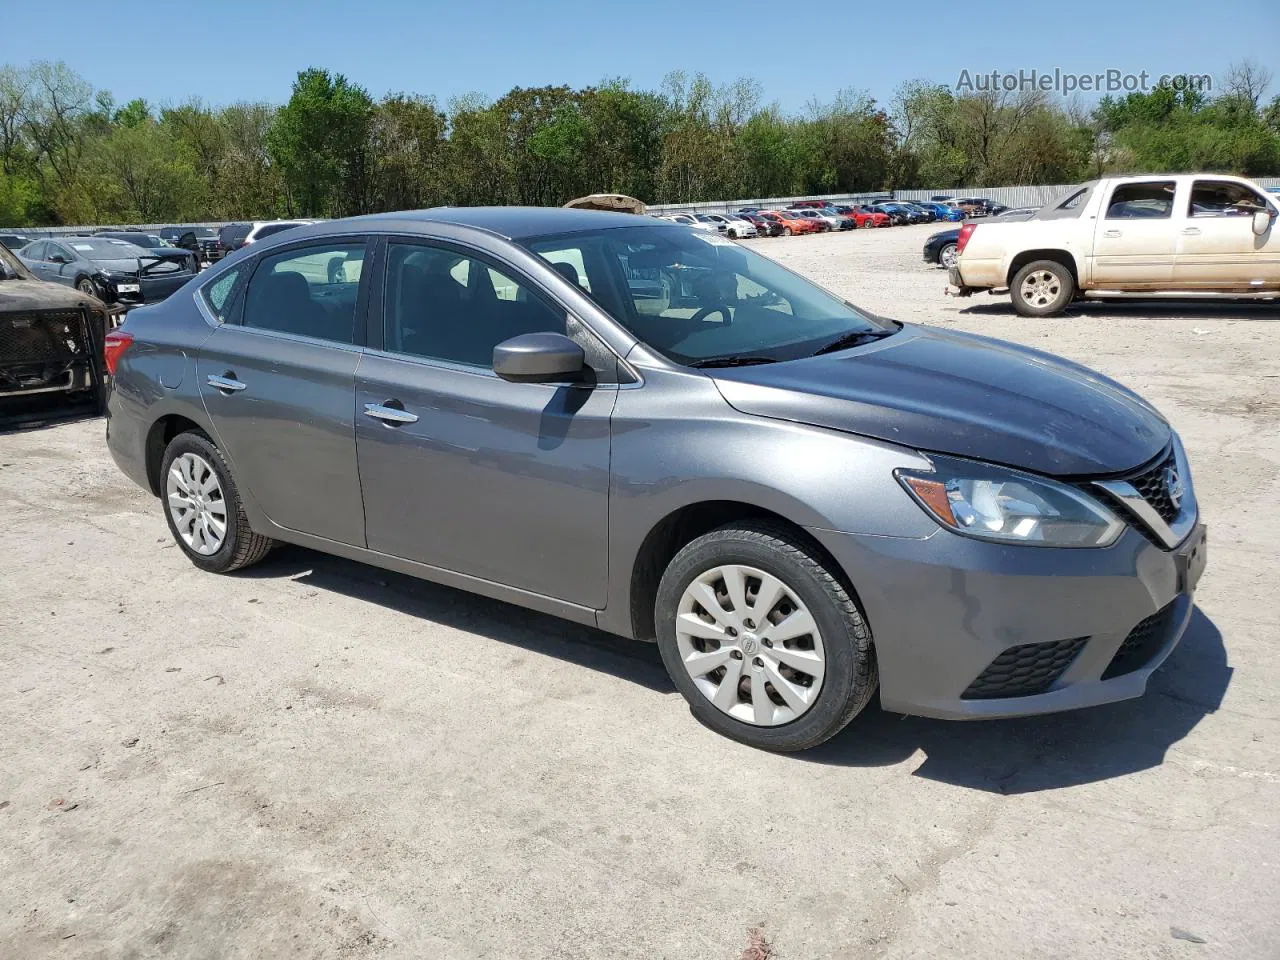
xmin=811 ymin=328 xmax=896 ymax=357
xmin=688 ymin=356 xmax=779 ymax=369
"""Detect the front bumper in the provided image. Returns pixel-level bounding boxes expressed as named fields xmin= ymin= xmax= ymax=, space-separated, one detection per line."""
xmin=810 ymin=523 xmax=1203 ymax=720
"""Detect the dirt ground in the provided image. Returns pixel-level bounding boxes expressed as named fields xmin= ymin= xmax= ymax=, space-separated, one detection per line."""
xmin=2 ymin=223 xmax=1278 ymax=959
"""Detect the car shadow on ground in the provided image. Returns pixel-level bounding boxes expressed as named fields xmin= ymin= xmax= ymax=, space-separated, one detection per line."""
xmin=239 ymin=544 xmax=675 ymax=694
xmin=239 ymin=547 xmax=1228 ymax=793
xmin=805 ymin=607 xmax=1230 ymax=794
xmin=956 ymin=300 xmax=1280 ymax=322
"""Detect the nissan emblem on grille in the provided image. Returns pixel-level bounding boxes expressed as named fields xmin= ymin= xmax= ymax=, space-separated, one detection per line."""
xmin=1164 ymin=466 xmax=1184 ymax=510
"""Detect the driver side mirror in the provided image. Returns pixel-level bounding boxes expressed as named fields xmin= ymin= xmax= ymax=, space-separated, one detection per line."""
xmin=49 ymin=253 xmax=69 ymax=264
xmin=493 ymin=332 xmax=585 ymax=383
xmin=1253 ymin=210 xmax=1272 ymax=237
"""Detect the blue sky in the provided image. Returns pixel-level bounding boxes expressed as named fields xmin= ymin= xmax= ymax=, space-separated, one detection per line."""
xmin=2 ymin=0 xmax=1274 ymax=113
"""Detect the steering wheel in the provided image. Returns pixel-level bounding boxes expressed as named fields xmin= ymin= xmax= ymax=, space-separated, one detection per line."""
xmin=690 ymin=304 xmax=731 ymax=325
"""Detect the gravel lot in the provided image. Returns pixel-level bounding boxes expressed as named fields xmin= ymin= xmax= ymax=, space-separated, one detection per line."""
xmin=2 ymin=223 xmax=1278 ymax=959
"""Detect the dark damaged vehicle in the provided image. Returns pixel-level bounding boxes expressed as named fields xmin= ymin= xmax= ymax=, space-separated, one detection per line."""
xmin=1 ymin=242 xmax=112 ymax=427
xmin=18 ymin=236 xmax=195 ymax=308
xmin=95 ymin=231 xmax=201 ymax=275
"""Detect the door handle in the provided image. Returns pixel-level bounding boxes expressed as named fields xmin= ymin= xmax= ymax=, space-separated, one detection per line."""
xmin=1182 ymin=227 xmax=1201 ymax=236
xmin=207 ymin=373 xmax=246 ymax=394
xmin=363 ymin=402 xmax=419 ymax=425
xmin=1103 ymin=229 xmax=1122 ymax=238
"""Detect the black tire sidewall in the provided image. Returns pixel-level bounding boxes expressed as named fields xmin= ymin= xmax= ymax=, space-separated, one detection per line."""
xmin=655 ymin=527 xmax=871 ymax=751
xmin=159 ymin=432 xmax=249 ymax=574
xmin=1012 ymin=260 xmax=1074 ymax=317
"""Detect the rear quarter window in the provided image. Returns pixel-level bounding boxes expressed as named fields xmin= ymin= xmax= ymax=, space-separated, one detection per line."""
xmin=201 ymin=267 xmax=242 ymax=322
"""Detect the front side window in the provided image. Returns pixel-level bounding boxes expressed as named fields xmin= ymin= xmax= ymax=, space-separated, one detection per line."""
xmin=523 ymin=224 xmax=894 ymax=365
xmin=1106 ymin=181 xmax=1176 ymax=219
xmin=201 ymin=267 xmax=243 ymax=322
xmin=241 ymin=242 xmax=366 ymax=342
xmin=382 ymin=241 xmax=565 ymax=367
xmin=1189 ymin=180 xmax=1273 ymax=218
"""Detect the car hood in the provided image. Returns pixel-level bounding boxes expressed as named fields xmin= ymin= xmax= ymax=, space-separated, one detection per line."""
xmin=0 ymin=279 xmax=100 ymax=311
xmin=709 ymin=325 xmax=1170 ymax=476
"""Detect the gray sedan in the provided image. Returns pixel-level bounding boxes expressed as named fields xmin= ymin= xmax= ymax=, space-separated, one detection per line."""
xmin=103 ymin=208 xmax=1206 ymax=751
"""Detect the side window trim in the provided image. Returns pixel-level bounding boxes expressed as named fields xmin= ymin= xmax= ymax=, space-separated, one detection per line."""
xmin=235 ymin=235 xmax=373 ymax=348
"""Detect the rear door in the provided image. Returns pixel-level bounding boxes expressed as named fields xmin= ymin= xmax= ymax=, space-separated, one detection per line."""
xmin=1090 ymin=179 xmax=1179 ymax=287
xmin=1174 ymin=179 xmax=1280 ymax=290
xmin=355 ymin=237 xmax=617 ymax=607
xmin=196 ymin=239 xmax=371 ymax=546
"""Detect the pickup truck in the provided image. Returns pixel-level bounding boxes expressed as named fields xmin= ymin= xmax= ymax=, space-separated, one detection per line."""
xmin=948 ymin=173 xmax=1280 ymax=316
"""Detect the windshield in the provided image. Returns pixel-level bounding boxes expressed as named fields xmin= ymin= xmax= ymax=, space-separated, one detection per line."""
xmin=523 ymin=224 xmax=893 ymax=365
xmin=66 ymin=238 xmax=149 ymax=259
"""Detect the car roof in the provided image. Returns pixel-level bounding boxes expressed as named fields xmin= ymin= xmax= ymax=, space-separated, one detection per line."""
xmin=319 ymin=206 xmax=658 ymax=241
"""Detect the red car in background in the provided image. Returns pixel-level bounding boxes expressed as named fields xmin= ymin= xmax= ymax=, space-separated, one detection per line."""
xmin=835 ymin=205 xmax=890 ymax=228
xmin=758 ymin=210 xmax=821 ymax=235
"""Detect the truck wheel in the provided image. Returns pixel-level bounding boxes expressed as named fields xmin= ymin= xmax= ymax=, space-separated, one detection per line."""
xmin=1011 ymin=260 xmax=1074 ymax=317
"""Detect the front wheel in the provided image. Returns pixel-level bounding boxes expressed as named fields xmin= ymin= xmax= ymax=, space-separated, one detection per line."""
xmin=939 ymin=242 xmax=958 ymax=268
xmin=160 ymin=431 xmax=273 ymax=574
xmin=655 ymin=522 xmax=878 ymax=751
xmin=783 ymin=227 xmax=793 ymax=236
xmin=76 ymin=277 xmax=98 ymax=298
xmin=1011 ymin=259 xmax=1075 ymax=317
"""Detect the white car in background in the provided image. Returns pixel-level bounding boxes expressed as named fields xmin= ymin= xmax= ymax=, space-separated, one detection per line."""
xmin=695 ymin=213 xmax=757 ymax=238
xmin=659 ymin=214 xmax=717 ymax=233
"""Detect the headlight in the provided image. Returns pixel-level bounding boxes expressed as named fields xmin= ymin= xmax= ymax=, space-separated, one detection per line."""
xmin=896 ymin=454 xmax=1124 ymax=548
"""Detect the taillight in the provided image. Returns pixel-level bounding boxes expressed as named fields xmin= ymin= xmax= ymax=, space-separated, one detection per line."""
xmin=956 ymin=223 xmax=977 ymax=255
xmin=103 ymin=329 xmax=133 ymax=375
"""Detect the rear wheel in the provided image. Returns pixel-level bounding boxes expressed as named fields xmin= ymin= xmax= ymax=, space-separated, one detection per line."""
xmin=1011 ymin=259 xmax=1075 ymax=317
xmin=160 ymin=432 xmax=273 ymax=574
xmin=655 ymin=522 xmax=877 ymax=751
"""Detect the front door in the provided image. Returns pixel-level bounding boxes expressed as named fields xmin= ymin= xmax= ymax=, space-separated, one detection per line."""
xmin=196 ymin=240 xmax=370 ymax=546
xmin=1090 ymin=179 xmax=1178 ymax=287
xmin=356 ymin=239 xmax=615 ymax=608
xmin=1174 ymin=179 xmax=1280 ymax=290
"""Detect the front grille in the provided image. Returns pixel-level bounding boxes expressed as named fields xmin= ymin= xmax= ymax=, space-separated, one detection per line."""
xmin=1102 ymin=603 xmax=1175 ymax=680
xmin=0 ymin=309 xmax=90 ymax=365
xmin=1127 ymin=448 xmax=1179 ymax=524
xmin=961 ymin=636 xmax=1087 ymax=700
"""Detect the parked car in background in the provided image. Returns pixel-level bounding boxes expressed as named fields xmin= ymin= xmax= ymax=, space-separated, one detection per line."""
xmin=660 ymin=214 xmax=717 ymax=233
xmin=867 ymin=203 xmax=913 ymax=225
xmin=832 ymin=205 xmax=885 ymax=228
xmin=160 ymin=226 xmax=223 ymax=263
xmin=0 ymin=233 xmax=34 ymax=249
xmin=95 ymin=231 xmax=201 ymax=274
xmin=697 ymin=214 xmax=757 ymax=238
xmin=951 ymin=174 xmax=1280 ymax=316
xmin=105 ymin=207 xmax=1206 ymax=751
xmin=789 ymin=209 xmax=834 ymax=232
xmin=734 ymin=212 xmax=782 ymax=236
xmin=758 ymin=210 xmax=820 ymax=235
xmin=218 ymin=220 xmax=316 ymax=254
xmin=1 ymin=240 xmax=112 ymax=426
xmin=923 ymin=208 xmax=1037 ymax=268
xmin=909 ymin=201 xmax=965 ymax=222
xmin=851 ymin=206 xmax=892 ymax=227
xmin=898 ymin=202 xmax=938 ymax=223
xmin=17 ymin=236 xmax=196 ymax=307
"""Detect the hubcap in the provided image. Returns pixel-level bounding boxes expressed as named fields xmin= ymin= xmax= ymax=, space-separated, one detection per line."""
xmin=941 ymin=244 xmax=958 ymax=268
xmin=166 ymin=452 xmax=228 ymax=556
xmin=1020 ymin=270 xmax=1061 ymax=307
xmin=675 ymin=564 xmax=826 ymax=726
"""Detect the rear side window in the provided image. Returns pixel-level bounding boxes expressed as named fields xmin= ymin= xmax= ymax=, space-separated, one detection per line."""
xmin=241 ymin=243 xmax=366 ymax=343
xmin=219 ymin=224 xmax=250 ymax=246
xmin=202 ymin=267 xmax=242 ymax=321
xmin=1106 ymin=181 xmax=1176 ymax=219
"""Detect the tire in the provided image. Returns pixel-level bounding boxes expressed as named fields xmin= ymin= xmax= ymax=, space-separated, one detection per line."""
xmin=1010 ymin=259 xmax=1075 ymax=317
xmin=655 ymin=521 xmax=878 ymax=752
xmin=939 ymin=242 xmax=958 ymax=269
xmin=76 ymin=277 xmax=98 ymax=298
xmin=783 ymin=227 xmax=792 ymax=236
xmin=159 ymin=431 xmax=273 ymax=574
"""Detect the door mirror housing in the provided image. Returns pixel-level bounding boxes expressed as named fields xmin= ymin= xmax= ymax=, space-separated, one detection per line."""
xmin=493 ymin=332 xmax=585 ymax=383
xmin=49 ymin=253 xmax=69 ymax=264
xmin=1252 ymin=210 xmax=1272 ymax=237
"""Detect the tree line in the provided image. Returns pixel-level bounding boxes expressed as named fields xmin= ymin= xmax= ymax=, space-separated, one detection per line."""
xmin=1 ymin=59 xmax=1277 ymax=228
